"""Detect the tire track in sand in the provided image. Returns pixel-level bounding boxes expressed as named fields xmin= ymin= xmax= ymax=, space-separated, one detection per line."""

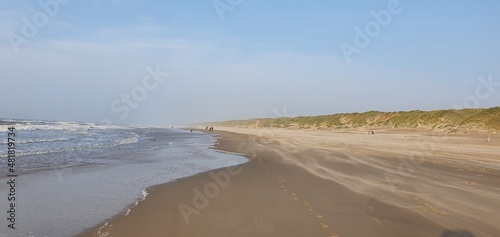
xmin=258 ymin=158 xmax=340 ymax=237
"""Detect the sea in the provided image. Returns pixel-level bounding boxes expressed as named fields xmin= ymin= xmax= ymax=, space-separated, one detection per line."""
xmin=0 ymin=119 xmax=247 ymax=237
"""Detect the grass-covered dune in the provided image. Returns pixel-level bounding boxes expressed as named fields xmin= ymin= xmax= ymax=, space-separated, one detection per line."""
xmin=206 ymin=107 xmax=500 ymax=133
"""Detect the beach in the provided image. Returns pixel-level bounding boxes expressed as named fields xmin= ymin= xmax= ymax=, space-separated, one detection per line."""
xmin=77 ymin=127 xmax=500 ymax=237
xmin=0 ymin=120 xmax=247 ymax=237
xmin=3 ymin=1 xmax=499 ymax=236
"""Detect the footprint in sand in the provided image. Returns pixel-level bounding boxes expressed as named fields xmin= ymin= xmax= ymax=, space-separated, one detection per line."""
xmin=316 ymin=214 xmax=323 ymax=218
xmin=307 ymin=208 xmax=314 ymax=212
xmin=329 ymin=232 xmax=339 ymax=237
xmin=292 ymin=197 xmax=299 ymax=201
xmin=319 ymin=223 xmax=328 ymax=228
xmin=303 ymin=200 xmax=310 ymax=206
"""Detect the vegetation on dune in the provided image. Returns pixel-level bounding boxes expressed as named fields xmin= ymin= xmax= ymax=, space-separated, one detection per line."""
xmin=205 ymin=107 xmax=500 ymax=133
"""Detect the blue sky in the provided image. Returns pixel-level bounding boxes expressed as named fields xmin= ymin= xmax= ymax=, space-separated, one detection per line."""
xmin=1 ymin=0 xmax=499 ymax=125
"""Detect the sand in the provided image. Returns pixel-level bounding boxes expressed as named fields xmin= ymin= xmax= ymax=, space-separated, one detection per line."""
xmin=77 ymin=128 xmax=500 ymax=237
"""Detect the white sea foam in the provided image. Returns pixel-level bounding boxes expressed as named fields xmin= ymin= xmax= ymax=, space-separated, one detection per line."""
xmin=0 ymin=121 xmax=248 ymax=237
xmin=0 ymin=120 xmax=133 ymax=132
xmin=0 ymin=137 xmax=71 ymax=144
xmin=1 ymin=121 xmax=136 ymax=159
xmin=141 ymin=190 xmax=148 ymax=200
xmin=97 ymin=222 xmax=109 ymax=237
xmin=124 ymin=208 xmax=131 ymax=216
xmin=0 ymin=136 xmax=140 ymax=158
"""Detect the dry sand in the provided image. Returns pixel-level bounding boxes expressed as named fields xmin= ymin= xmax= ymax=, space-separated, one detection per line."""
xmin=77 ymin=128 xmax=500 ymax=237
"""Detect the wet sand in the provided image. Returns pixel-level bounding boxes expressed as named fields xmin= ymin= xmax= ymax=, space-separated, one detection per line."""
xmin=77 ymin=128 xmax=500 ymax=237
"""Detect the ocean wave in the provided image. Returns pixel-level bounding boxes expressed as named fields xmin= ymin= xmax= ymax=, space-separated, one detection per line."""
xmin=0 ymin=137 xmax=71 ymax=144
xmin=114 ymin=136 xmax=139 ymax=146
xmin=0 ymin=120 xmax=133 ymax=132
xmin=0 ymin=134 xmax=140 ymax=158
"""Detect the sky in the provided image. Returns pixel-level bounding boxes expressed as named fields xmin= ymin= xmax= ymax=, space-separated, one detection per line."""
xmin=1 ymin=0 xmax=499 ymax=126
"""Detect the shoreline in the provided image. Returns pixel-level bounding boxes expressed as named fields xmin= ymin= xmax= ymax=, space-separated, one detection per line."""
xmin=75 ymin=130 xmax=254 ymax=237
xmin=77 ymin=128 xmax=500 ymax=237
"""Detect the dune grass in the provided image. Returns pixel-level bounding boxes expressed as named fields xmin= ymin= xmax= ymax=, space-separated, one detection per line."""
xmin=205 ymin=107 xmax=500 ymax=132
